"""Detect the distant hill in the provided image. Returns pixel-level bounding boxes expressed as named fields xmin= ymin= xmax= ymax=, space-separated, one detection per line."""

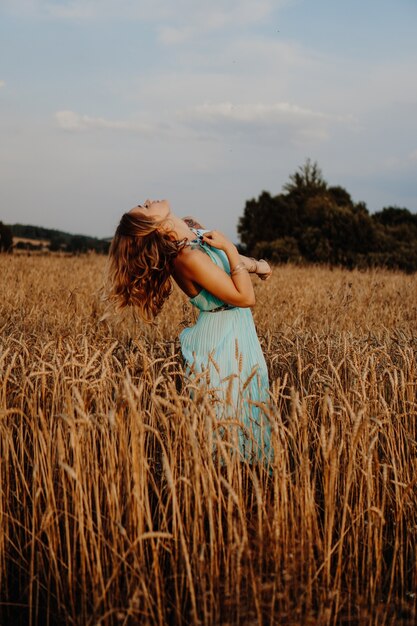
xmin=9 ymin=223 xmax=111 ymax=254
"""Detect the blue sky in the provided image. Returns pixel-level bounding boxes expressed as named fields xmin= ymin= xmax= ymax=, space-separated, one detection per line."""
xmin=1 ymin=0 xmax=416 ymax=239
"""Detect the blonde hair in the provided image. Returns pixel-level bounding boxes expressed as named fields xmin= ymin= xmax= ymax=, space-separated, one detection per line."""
xmin=108 ymin=211 xmax=184 ymax=322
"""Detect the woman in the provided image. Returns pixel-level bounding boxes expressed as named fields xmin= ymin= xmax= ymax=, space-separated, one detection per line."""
xmin=108 ymin=199 xmax=272 ymax=461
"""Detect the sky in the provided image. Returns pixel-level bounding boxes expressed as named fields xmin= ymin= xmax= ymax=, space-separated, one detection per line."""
xmin=1 ymin=0 xmax=416 ymax=240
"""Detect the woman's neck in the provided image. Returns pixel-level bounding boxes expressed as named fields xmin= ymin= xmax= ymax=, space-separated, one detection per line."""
xmin=167 ymin=214 xmax=197 ymax=241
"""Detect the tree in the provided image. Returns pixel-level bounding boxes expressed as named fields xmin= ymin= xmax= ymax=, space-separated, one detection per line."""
xmin=328 ymin=185 xmax=353 ymax=207
xmin=237 ymin=192 xmax=296 ymax=252
xmin=237 ymin=161 xmax=417 ymax=271
xmin=0 ymin=222 xmax=13 ymax=253
xmin=67 ymin=235 xmax=89 ymax=254
xmin=253 ymin=237 xmax=301 ymax=264
xmin=283 ymin=158 xmax=327 ymax=199
xmin=238 ymin=160 xmax=329 ymax=254
xmin=372 ymin=206 xmax=417 ymax=227
xmin=49 ymin=236 xmax=67 ymax=252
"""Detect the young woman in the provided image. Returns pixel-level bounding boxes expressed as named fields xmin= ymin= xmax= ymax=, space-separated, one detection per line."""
xmin=108 ymin=199 xmax=273 ymax=461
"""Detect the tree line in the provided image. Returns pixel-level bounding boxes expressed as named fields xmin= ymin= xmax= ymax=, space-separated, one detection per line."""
xmin=0 ymin=222 xmax=110 ymax=254
xmin=238 ymin=160 xmax=417 ymax=272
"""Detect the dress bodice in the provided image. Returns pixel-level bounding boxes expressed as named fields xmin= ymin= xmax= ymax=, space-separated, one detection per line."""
xmin=187 ymin=229 xmax=231 ymax=312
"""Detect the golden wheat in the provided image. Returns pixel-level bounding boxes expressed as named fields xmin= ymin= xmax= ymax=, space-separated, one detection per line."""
xmin=0 ymin=254 xmax=416 ymax=625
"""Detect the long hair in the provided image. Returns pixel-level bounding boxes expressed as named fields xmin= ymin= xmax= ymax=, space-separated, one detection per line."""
xmin=107 ymin=211 xmax=184 ymax=322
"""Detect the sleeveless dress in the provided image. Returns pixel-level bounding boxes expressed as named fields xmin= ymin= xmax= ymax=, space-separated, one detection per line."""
xmin=179 ymin=229 xmax=272 ymax=462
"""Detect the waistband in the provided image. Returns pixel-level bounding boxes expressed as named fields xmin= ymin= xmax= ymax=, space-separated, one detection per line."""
xmin=205 ymin=304 xmax=237 ymax=313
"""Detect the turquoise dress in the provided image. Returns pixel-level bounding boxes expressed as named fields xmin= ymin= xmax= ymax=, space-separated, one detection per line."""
xmin=179 ymin=229 xmax=272 ymax=462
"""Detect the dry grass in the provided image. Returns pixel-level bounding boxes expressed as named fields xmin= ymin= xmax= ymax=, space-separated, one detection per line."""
xmin=0 ymin=253 xmax=416 ymax=626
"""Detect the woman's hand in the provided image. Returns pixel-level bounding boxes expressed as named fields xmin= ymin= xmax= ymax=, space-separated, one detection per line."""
xmin=239 ymin=254 xmax=273 ymax=280
xmin=201 ymin=230 xmax=234 ymax=252
xmin=255 ymin=259 xmax=272 ymax=281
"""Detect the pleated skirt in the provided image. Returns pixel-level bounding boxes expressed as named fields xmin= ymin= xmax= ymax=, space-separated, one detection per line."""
xmin=180 ymin=307 xmax=272 ymax=461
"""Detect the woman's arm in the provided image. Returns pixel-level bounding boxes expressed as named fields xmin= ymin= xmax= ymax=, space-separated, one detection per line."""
xmin=175 ymin=230 xmax=256 ymax=307
xmin=182 ymin=216 xmax=272 ymax=281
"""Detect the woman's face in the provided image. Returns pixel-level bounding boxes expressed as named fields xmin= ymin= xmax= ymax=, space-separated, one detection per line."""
xmin=131 ymin=199 xmax=171 ymax=222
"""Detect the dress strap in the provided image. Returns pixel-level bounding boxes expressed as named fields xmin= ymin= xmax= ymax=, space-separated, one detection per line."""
xmin=183 ymin=228 xmax=205 ymax=250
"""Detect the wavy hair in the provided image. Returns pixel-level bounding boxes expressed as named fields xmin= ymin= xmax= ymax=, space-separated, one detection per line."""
xmin=107 ymin=211 xmax=184 ymax=322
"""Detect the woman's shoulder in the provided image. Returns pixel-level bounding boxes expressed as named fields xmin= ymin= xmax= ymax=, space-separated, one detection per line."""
xmin=174 ymin=242 xmax=207 ymax=271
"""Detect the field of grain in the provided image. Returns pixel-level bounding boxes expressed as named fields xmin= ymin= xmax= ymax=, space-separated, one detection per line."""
xmin=0 ymin=253 xmax=416 ymax=626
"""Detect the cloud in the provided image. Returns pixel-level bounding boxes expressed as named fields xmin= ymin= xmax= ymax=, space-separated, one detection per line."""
xmin=184 ymin=101 xmax=332 ymax=123
xmin=54 ymin=110 xmax=155 ymax=132
xmin=409 ymin=149 xmax=417 ymax=162
xmin=2 ymin=0 xmax=171 ymax=20
xmin=55 ymin=99 xmax=352 ymax=143
xmin=3 ymin=0 xmax=286 ymax=25
xmin=156 ymin=0 xmax=279 ymax=44
xmin=179 ymin=101 xmax=353 ymax=145
xmin=53 ymin=98 xmax=343 ymax=150
xmin=0 ymin=80 xmax=6 ymax=88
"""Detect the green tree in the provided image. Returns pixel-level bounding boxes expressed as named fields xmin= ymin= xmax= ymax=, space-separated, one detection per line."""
xmin=253 ymin=237 xmax=301 ymax=264
xmin=238 ymin=164 xmax=352 ymax=265
xmin=283 ymin=158 xmax=327 ymax=199
xmin=328 ymin=185 xmax=353 ymax=207
xmin=372 ymin=206 xmax=417 ymax=227
xmin=237 ymin=161 xmax=417 ymax=271
xmin=238 ymin=192 xmax=296 ymax=252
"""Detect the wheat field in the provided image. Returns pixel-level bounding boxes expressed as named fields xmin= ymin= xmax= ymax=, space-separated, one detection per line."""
xmin=0 ymin=253 xmax=416 ymax=626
